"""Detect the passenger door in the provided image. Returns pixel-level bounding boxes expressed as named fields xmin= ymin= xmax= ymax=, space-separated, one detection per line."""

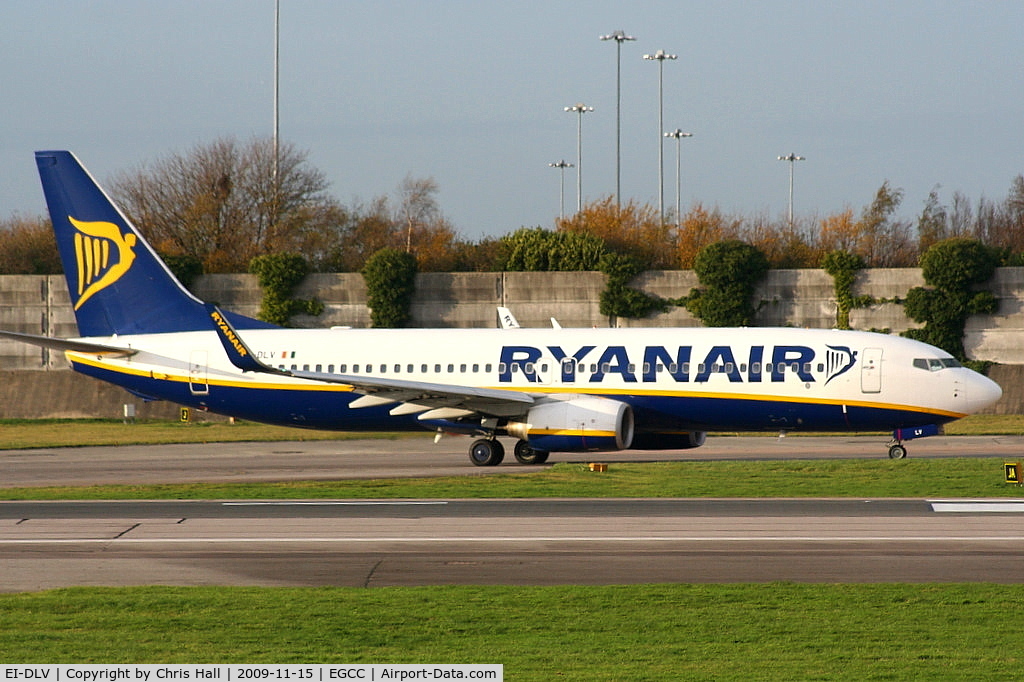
xmin=860 ymin=347 xmax=882 ymax=393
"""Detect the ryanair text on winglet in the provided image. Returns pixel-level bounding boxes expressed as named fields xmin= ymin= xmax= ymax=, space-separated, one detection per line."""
xmin=210 ymin=310 xmax=248 ymax=357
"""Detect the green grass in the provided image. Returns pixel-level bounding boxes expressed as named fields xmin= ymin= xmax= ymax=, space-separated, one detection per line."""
xmin=0 ymin=414 xmax=1021 ymax=451
xmin=4 ymin=417 xmax=1023 ymax=674
xmin=943 ymin=414 xmax=1024 ymax=435
xmin=3 ymin=457 xmax=1023 ymax=500
xmin=1 ymin=584 xmax=1022 ymax=679
xmin=0 ymin=418 xmax=419 ymax=450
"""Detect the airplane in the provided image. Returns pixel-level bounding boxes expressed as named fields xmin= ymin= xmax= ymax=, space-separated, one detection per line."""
xmin=0 ymin=150 xmax=1004 ymax=465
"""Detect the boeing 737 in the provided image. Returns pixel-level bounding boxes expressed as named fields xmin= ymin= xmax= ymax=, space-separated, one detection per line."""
xmin=0 ymin=151 xmax=1004 ymax=464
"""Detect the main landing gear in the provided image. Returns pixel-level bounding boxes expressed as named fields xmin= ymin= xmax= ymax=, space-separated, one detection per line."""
xmin=468 ymin=438 xmax=550 ymax=466
xmin=513 ymin=440 xmax=550 ymax=465
xmin=469 ymin=438 xmax=504 ymax=466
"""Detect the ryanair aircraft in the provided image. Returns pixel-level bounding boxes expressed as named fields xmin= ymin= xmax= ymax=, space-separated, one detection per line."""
xmin=0 ymin=151 xmax=1004 ymax=465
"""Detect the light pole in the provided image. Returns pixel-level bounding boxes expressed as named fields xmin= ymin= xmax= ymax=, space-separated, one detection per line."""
xmin=777 ymin=153 xmax=805 ymax=227
xmin=644 ymin=49 xmax=677 ymax=220
xmin=600 ymin=29 xmax=636 ymax=207
xmin=564 ymin=103 xmax=593 ymax=213
xmin=548 ymin=160 xmax=574 ymax=219
xmin=664 ymin=129 xmax=693 ymax=223
xmin=273 ymin=0 xmax=280 ymax=185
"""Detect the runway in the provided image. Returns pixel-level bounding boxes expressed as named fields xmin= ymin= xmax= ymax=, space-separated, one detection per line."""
xmin=3 ymin=497 xmax=1024 ymax=590
xmin=3 ymin=436 xmax=1024 ymax=590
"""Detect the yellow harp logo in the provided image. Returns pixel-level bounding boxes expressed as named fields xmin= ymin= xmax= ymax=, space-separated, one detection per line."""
xmin=69 ymin=217 xmax=137 ymax=310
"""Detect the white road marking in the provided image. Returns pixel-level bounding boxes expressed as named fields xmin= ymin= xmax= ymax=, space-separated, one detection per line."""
xmin=221 ymin=501 xmax=449 ymax=506
xmin=929 ymin=499 xmax=1024 ymax=513
xmin=2 ymin=536 xmax=1024 ymax=545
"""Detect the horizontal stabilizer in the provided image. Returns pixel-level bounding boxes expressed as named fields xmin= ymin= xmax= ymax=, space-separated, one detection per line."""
xmin=0 ymin=329 xmax=136 ymax=357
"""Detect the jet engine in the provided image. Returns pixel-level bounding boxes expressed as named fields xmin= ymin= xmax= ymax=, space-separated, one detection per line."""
xmin=630 ymin=431 xmax=707 ymax=450
xmin=505 ymin=396 xmax=634 ymax=452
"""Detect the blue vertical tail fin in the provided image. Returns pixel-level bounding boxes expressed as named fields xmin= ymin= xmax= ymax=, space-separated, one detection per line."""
xmin=35 ymin=150 xmax=274 ymax=336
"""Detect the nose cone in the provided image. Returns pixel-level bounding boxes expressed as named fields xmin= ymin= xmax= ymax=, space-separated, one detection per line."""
xmin=966 ymin=371 xmax=1003 ymax=413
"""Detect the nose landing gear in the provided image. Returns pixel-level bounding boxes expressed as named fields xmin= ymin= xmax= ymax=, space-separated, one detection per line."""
xmin=887 ymin=441 xmax=907 ymax=459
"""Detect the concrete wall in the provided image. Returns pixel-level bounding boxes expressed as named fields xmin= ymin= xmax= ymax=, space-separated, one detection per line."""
xmin=966 ymin=268 xmax=1024 ymax=364
xmin=4 ymin=267 xmax=1023 ymax=364
xmin=1 ymin=267 xmax=1022 ymax=415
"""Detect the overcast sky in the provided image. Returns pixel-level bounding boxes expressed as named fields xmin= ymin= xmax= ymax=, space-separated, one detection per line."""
xmin=3 ymin=1 xmax=1022 ymax=240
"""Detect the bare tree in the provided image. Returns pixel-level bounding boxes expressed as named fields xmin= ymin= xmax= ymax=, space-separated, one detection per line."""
xmin=110 ymin=137 xmax=345 ymax=272
xmin=398 ymin=175 xmax=442 ymax=253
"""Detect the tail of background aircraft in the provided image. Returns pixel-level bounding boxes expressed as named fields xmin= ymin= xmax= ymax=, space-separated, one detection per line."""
xmin=35 ymin=150 xmax=274 ymax=337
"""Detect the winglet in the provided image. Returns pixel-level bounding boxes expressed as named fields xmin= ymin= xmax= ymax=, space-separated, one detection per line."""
xmin=497 ymin=307 xmax=520 ymax=329
xmin=206 ymin=304 xmax=284 ymax=374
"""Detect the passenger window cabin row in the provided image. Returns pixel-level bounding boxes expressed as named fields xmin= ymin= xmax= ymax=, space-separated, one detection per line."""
xmin=275 ymin=360 xmax=832 ymax=377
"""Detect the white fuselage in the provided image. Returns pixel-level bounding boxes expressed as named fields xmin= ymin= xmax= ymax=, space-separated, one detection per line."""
xmin=65 ymin=325 xmax=1001 ymax=437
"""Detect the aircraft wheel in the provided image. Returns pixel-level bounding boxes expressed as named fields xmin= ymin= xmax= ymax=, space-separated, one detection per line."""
xmin=469 ymin=438 xmax=505 ymax=466
xmin=513 ymin=440 xmax=550 ymax=465
xmin=888 ymin=444 xmax=907 ymax=459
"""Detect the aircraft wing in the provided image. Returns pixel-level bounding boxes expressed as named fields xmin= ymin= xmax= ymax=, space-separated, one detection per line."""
xmin=0 ymin=330 xmax=137 ymax=357
xmin=206 ymin=305 xmax=536 ymax=420
xmin=292 ymin=368 xmax=535 ymax=418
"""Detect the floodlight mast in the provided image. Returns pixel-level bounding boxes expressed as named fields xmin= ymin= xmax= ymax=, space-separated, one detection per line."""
xmin=665 ymin=129 xmax=693 ymax=223
xmin=565 ymin=103 xmax=594 ymax=213
xmin=548 ymin=160 xmax=574 ymax=219
xmin=644 ymin=49 xmax=677 ymax=220
xmin=777 ymin=153 xmax=806 ymax=227
xmin=600 ymin=30 xmax=636 ymax=207
xmin=273 ymin=0 xmax=280 ymax=185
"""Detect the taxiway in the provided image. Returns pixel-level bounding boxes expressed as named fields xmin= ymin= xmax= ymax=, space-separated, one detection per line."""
xmin=3 ymin=436 xmax=1024 ymax=590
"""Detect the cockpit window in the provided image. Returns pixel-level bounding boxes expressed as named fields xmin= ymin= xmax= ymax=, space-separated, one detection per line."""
xmin=913 ymin=357 xmax=962 ymax=371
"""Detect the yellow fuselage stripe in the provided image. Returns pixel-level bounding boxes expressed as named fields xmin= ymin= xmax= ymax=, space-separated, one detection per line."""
xmin=66 ymin=352 xmax=967 ymax=420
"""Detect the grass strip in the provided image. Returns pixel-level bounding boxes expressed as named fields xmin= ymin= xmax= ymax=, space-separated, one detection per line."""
xmin=0 ymin=419 xmax=420 ymax=450
xmin=0 ymin=414 xmax=1021 ymax=451
xmin=1 ymin=584 xmax=1022 ymax=679
xmin=3 ymin=457 xmax=1024 ymax=500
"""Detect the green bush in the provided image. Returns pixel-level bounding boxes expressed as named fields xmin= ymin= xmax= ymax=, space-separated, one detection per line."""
xmin=498 ymin=228 xmax=667 ymax=321
xmin=598 ymin=252 xmax=667 ymax=319
xmin=248 ymin=253 xmax=323 ymax=326
xmin=362 ymin=248 xmax=418 ymax=328
xmin=919 ymin=238 xmax=998 ymax=291
xmin=686 ymin=240 xmax=768 ymax=327
xmin=902 ymin=238 xmax=999 ymax=361
xmin=499 ymin=227 xmax=606 ymax=272
xmin=821 ymin=250 xmax=867 ymax=329
xmin=161 ymin=253 xmax=204 ymax=290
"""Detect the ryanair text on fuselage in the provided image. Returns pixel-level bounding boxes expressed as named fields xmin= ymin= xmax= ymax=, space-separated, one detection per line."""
xmin=499 ymin=344 xmax=858 ymax=384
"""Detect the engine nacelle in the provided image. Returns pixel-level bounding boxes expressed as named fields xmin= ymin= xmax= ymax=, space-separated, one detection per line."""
xmin=630 ymin=431 xmax=707 ymax=450
xmin=506 ymin=396 xmax=634 ymax=453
